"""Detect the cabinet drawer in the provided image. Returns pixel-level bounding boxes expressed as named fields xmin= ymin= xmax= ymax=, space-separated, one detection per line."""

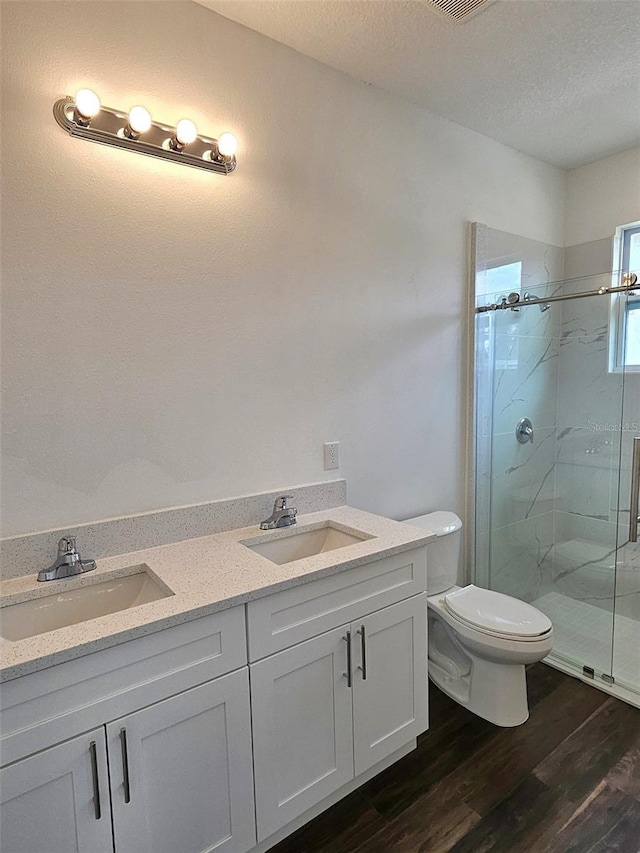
xmin=1 ymin=605 xmax=247 ymax=766
xmin=247 ymin=547 xmax=427 ymax=661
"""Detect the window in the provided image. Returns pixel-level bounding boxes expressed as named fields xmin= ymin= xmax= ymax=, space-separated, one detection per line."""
xmin=626 ymin=298 xmax=640 ymax=366
xmin=486 ymin=261 xmax=522 ymax=296
xmin=485 ymin=261 xmax=522 ymax=369
xmin=610 ymin=223 xmax=640 ymax=372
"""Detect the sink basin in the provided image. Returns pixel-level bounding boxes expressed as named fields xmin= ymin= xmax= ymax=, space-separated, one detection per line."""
xmin=243 ymin=523 xmax=372 ymax=565
xmin=0 ymin=567 xmax=173 ymax=642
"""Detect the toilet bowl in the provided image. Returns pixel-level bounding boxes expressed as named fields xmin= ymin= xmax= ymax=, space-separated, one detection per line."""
xmin=405 ymin=512 xmax=553 ymax=727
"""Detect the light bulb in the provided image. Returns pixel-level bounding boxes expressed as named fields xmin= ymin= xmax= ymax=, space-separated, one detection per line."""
xmin=128 ymin=106 xmax=152 ymax=135
xmin=175 ymin=119 xmax=198 ymax=146
xmin=217 ymin=132 xmax=237 ymax=158
xmin=74 ymin=88 xmax=101 ymax=119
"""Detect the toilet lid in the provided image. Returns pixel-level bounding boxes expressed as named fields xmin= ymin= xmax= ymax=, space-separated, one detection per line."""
xmin=444 ymin=585 xmax=552 ymax=638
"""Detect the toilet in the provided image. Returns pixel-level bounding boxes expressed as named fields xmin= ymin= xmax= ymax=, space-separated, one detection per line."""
xmin=406 ymin=511 xmax=553 ymax=727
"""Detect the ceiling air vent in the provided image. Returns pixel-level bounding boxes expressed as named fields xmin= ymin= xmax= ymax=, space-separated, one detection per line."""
xmin=423 ymin=0 xmax=496 ymax=23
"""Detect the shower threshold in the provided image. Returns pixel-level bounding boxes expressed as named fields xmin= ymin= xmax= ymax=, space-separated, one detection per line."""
xmin=534 ymin=591 xmax=640 ymax=708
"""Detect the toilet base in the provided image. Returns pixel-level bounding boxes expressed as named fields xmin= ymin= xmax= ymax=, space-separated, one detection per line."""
xmin=426 ymin=590 xmax=552 ymax=728
xmin=429 ymin=655 xmax=529 ymax=727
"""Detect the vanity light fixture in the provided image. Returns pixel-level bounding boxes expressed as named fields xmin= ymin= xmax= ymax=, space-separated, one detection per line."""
xmin=54 ymin=89 xmax=237 ymax=175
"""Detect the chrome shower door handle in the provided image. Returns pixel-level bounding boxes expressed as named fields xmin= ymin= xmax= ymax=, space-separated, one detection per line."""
xmin=630 ymin=437 xmax=640 ymax=543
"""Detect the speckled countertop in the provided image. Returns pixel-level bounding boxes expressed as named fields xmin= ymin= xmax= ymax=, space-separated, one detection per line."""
xmin=0 ymin=507 xmax=434 ymax=682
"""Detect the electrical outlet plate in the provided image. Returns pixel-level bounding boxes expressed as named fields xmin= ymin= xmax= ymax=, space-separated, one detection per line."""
xmin=323 ymin=442 xmax=339 ymax=470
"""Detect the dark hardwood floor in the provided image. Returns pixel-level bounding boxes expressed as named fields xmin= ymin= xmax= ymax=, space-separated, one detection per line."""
xmin=269 ymin=664 xmax=640 ymax=853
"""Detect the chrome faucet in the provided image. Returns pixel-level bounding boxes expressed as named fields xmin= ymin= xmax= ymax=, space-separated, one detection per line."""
xmin=260 ymin=495 xmax=297 ymax=530
xmin=37 ymin=536 xmax=97 ymax=582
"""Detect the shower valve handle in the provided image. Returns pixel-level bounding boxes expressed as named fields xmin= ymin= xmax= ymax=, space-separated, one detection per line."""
xmin=516 ymin=418 xmax=534 ymax=445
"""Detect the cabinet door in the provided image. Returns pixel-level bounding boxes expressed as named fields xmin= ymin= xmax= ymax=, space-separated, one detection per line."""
xmin=0 ymin=727 xmax=112 ymax=853
xmin=108 ymin=669 xmax=255 ymax=853
xmin=352 ymin=594 xmax=428 ymax=775
xmin=250 ymin=625 xmax=354 ymax=841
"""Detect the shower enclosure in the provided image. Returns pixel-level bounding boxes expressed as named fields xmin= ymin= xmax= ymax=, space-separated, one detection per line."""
xmin=470 ymin=223 xmax=640 ymax=705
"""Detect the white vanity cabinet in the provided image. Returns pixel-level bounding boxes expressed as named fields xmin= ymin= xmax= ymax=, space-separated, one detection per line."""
xmin=248 ymin=546 xmax=428 ymax=843
xmin=0 ymin=727 xmax=113 ymax=853
xmin=352 ymin=596 xmax=428 ymax=775
xmin=251 ymin=595 xmax=427 ymax=840
xmin=0 ymin=606 xmax=256 ymax=853
xmin=250 ymin=625 xmax=355 ymax=839
xmin=0 ymin=672 xmax=255 ymax=853
xmin=1 ymin=541 xmax=429 ymax=853
xmin=108 ymin=669 xmax=255 ymax=853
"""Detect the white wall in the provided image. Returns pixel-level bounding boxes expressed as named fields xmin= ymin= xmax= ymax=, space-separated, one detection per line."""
xmin=565 ymin=146 xmax=640 ymax=246
xmin=0 ymin=1 xmax=565 ymax=536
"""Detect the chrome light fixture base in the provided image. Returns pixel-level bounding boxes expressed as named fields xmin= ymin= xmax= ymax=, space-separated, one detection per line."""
xmin=53 ymin=97 xmax=237 ymax=175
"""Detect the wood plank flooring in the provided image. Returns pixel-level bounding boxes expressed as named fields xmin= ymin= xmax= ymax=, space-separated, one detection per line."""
xmin=268 ymin=664 xmax=640 ymax=853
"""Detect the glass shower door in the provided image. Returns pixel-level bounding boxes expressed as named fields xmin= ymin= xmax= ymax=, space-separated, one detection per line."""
xmin=476 ymin=275 xmax=625 ymax=685
xmin=501 ymin=273 xmax=628 ymax=685
xmin=539 ymin=274 xmax=627 ymax=684
xmin=611 ymin=287 xmax=640 ymax=696
xmin=471 ymin=223 xmax=640 ymax=700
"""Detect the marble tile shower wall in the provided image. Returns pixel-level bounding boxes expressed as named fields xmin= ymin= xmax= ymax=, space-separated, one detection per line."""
xmin=481 ymin=229 xmax=565 ymax=604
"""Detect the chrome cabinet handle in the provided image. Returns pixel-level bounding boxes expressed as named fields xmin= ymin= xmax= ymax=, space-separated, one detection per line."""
xmin=357 ymin=625 xmax=367 ymax=680
xmin=89 ymin=741 xmax=101 ymax=820
xmin=630 ymin=437 xmax=640 ymax=543
xmin=342 ymin=631 xmax=352 ymax=687
xmin=120 ymin=728 xmax=131 ymax=803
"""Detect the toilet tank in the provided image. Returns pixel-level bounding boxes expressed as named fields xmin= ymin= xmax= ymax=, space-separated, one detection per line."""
xmin=404 ymin=511 xmax=462 ymax=594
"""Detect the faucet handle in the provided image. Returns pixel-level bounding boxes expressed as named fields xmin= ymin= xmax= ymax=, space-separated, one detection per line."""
xmin=58 ymin=536 xmax=78 ymax=555
xmin=275 ymin=495 xmax=294 ymax=510
xmin=57 ymin=536 xmax=81 ymax=567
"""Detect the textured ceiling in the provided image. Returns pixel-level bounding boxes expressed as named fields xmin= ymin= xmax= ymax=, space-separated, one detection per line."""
xmin=195 ymin=0 xmax=640 ymax=169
